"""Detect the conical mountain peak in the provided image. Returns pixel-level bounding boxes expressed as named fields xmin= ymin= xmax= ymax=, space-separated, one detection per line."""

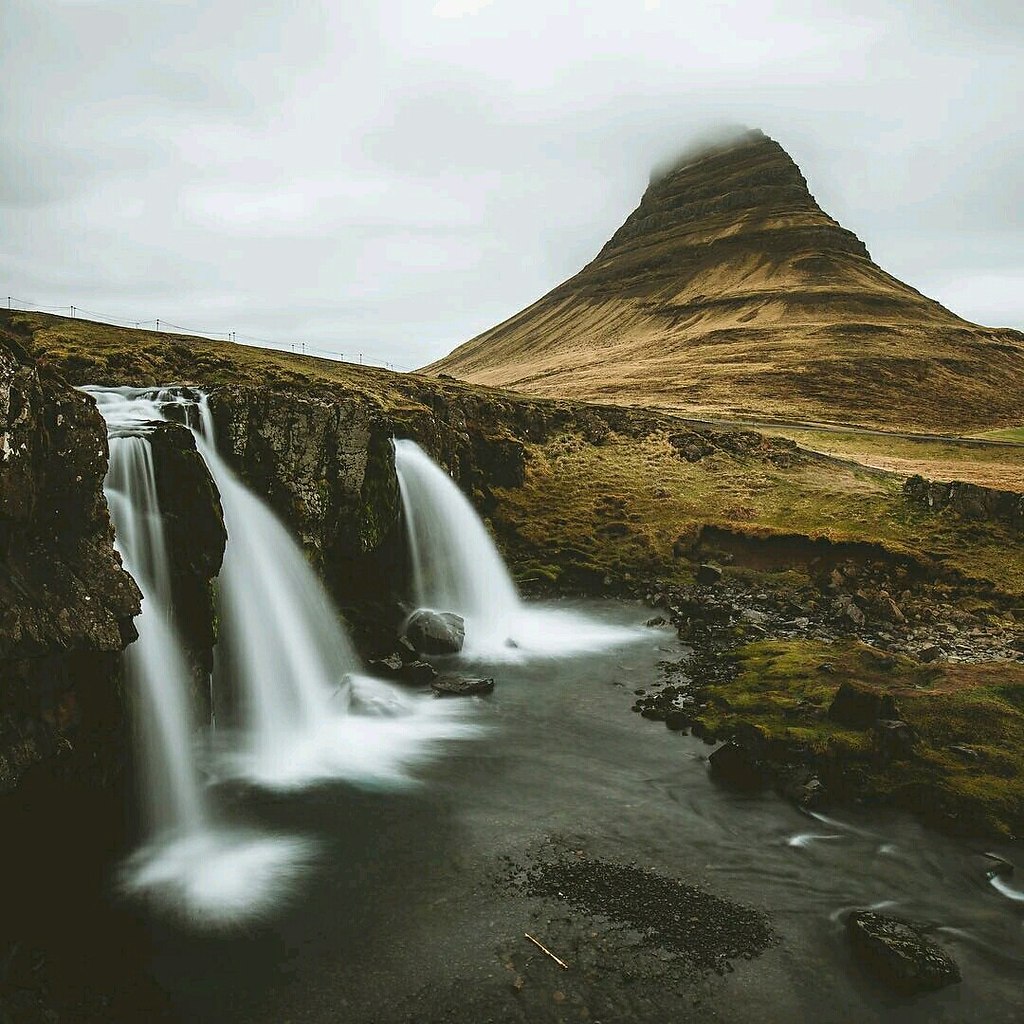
xmin=427 ymin=131 xmax=1024 ymax=431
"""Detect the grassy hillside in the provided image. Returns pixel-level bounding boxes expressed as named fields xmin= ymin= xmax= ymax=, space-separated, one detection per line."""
xmin=491 ymin=430 xmax=1024 ymax=597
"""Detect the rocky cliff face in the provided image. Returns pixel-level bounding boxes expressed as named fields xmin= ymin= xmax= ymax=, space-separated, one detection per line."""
xmin=904 ymin=475 xmax=1024 ymax=533
xmin=427 ymin=129 xmax=1024 ymax=432
xmin=0 ymin=334 xmax=147 ymax=1021
xmin=206 ymin=386 xmax=401 ymax=604
xmin=146 ymin=419 xmax=226 ymax=709
xmin=0 ymin=336 xmax=141 ymax=794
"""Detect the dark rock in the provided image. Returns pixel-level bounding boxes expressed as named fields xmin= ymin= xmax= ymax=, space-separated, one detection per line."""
xmin=431 ymin=674 xmax=494 ymax=696
xmin=395 ymin=635 xmax=419 ymax=661
xmin=145 ymin=419 xmax=226 ymax=697
xmin=734 ymin=721 xmax=769 ymax=760
xmin=0 ymin=336 xmax=141 ymax=793
xmin=367 ymin=652 xmax=404 ymax=677
xmin=918 ymin=644 xmax=944 ymax=663
xmin=827 ymin=681 xmax=899 ymax=730
xmin=835 ymin=593 xmax=866 ymax=626
xmin=404 ymin=609 xmax=466 ymax=655
xmin=708 ymin=742 xmax=765 ymax=791
xmin=664 ymin=710 xmax=689 ymax=731
xmin=207 ymin=386 xmax=400 ymax=571
xmin=873 ymin=719 xmax=915 ymax=761
xmin=874 ymin=591 xmax=906 ymax=624
xmin=781 ymin=767 xmax=827 ymax=809
xmin=399 ymin=660 xmax=437 ymax=686
xmin=846 ymin=911 xmax=960 ymax=993
xmin=904 ymin=474 xmax=1024 ymax=534
xmin=645 ymin=615 xmax=668 ymax=627
xmin=696 ymin=563 xmax=723 ymax=586
xmin=949 ymin=743 xmax=979 ymax=761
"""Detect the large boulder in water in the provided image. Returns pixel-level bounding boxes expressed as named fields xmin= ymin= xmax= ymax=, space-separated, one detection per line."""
xmin=405 ymin=610 xmax=466 ymax=655
xmin=846 ymin=911 xmax=960 ymax=993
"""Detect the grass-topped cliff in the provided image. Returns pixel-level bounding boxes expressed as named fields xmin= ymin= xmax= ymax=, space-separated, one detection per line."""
xmin=5 ymin=307 xmax=1024 ymax=597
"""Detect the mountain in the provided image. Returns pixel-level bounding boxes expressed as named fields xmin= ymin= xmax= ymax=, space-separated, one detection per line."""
xmin=425 ymin=129 xmax=1024 ymax=432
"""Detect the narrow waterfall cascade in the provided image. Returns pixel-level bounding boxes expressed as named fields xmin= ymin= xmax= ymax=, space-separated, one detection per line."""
xmin=394 ymin=439 xmax=646 ymax=660
xmin=86 ymin=388 xmax=312 ymax=926
xmin=395 ymin=439 xmax=520 ymax=641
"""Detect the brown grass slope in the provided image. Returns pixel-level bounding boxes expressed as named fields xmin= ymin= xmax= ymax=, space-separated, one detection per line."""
xmin=426 ymin=129 xmax=1024 ymax=433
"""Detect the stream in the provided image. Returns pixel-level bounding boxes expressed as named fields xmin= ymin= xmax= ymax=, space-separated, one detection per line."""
xmin=69 ymin=598 xmax=1024 ymax=1024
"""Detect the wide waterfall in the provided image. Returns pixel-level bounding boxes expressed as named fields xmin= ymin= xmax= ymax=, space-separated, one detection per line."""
xmin=88 ymin=388 xmax=311 ymax=926
xmin=394 ymin=439 xmax=644 ymax=660
xmin=190 ymin=405 xmax=472 ymax=789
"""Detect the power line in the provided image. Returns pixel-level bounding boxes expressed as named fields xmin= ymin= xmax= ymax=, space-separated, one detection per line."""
xmin=3 ymin=295 xmax=415 ymax=373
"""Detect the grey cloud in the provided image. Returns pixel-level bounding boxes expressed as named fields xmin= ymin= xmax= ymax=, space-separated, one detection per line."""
xmin=2 ymin=0 xmax=1022 ymax=371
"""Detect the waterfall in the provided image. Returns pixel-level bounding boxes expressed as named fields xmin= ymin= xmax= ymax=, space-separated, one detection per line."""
xmin=182 ymin=395 xmax=473 ymax=790
xmin=194 ymin=427 xmax=355 ymax=775
xmin=101 ymin=411 xmax=209 ymax=840
xmin=395 ymin=438 xmax=521 ymax=647
xmin=394 ymin=439 xmax=645 ymax=660
xmin=87 ymin=388 xmax=311 ymax=926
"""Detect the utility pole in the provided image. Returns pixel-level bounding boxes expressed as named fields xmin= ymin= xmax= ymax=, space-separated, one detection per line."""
xmin=70 ymin=305 xmax=76 ymax=318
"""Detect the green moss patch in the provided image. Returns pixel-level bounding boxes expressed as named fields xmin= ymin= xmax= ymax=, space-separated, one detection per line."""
xmin=699 ymin=638 xmax=1024 ymax=837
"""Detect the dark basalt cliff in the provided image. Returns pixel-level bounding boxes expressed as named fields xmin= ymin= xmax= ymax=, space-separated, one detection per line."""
xmin=206 ymin=387 xmax=399 ymax=579
xmin=427 ymin=129 xmax=1024 ymax=432
xmin=0 ymin=336 xmax=140 ymax=793
xmin=146 ymin=420 xmax=227 ymax=707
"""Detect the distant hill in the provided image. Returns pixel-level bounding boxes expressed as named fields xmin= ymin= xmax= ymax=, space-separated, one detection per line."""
xmin=426 ymin=129 xmax=1024 ymax=432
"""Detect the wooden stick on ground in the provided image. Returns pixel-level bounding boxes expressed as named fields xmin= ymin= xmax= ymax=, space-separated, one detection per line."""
xmin=524 ymin=932 xmax=569 ymax=970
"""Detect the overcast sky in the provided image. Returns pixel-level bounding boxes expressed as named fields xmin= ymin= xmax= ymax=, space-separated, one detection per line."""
xmin=3 ymin=1 xmax=1021 ymax=369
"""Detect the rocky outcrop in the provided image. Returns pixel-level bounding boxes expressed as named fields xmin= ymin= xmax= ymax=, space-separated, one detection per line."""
xmin=904 ymin=474 xmax=1024 ymax=532
xmin=431 ymin=674 xmax=494 ymax=696
xmin=1 ymin=337 xmax=139 ymax=793
xmin=827 ymin=681 xmax=900 ymax=730
xmin=427 ymin=129 xmax=1024 ymax=432
xmin=147 ymin=420 xmax=226 ymax=705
